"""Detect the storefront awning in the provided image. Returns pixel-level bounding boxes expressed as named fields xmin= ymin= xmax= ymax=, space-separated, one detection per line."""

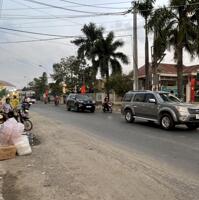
xmin=0 ymin=80 xmax=15 ymax=87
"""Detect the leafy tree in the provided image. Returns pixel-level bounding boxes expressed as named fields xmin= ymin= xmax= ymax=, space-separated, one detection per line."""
xmin=135 ymin=0 xmax=156 ymax=89
xmin=91 ymin=31 xmax=129 ymax=97
xmin=51 ymin=56 xmax=95 ymax=93
xmin=49 ymin=82 xmax=62 ymax=96
xmin=28 ymin=72 xmax=48 ymax=97
xmin=0 ymin=88 xmax=7 ymax=98
xmin=107 ymin=74 xmax=132 ymax=97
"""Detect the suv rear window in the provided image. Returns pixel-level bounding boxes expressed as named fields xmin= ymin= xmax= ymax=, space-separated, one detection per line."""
xmin=133 ymin=93 xmax=145 ymax=102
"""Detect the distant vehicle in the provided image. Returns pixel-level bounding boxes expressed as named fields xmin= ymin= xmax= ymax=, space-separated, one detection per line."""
xmin=66 ymin=94 xmax=95 ymax=113
xmin=121 ymin=90 xmax=199 ymax=130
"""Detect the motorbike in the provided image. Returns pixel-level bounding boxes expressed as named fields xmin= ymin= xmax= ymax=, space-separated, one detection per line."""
xmin=16 ymin=109 xmax=33 ymax=131
xmin=102 ymin=102 xmax=113 ymax=113
xmin=0 ymin=109 xmax=32 ymax=131
xmin=54 ymin=97 xmax=59 ymax=106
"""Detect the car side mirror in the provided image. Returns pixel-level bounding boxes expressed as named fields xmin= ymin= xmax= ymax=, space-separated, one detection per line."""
xmin=148 ymin=99 xmax=156 ymax=104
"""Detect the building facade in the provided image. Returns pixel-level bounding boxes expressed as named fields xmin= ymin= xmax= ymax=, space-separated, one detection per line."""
xmin=138 ymin=63 xmax=199 ymax=102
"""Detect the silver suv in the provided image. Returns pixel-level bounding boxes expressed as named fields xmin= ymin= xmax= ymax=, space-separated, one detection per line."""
xmin=121 ymin=91 xmax=199 ymax=130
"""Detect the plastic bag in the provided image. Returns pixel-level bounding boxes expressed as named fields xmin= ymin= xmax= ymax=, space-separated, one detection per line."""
xmin=0 ymin=118 xmax=24 ymax=145
xmin=14 ymin=135 xmax=32 ymax=155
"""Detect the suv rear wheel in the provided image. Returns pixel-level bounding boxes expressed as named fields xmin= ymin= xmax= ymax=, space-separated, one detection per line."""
xmin=125 ymin=109 xmax=134 ymax=123
xmin=160 ymin=113 xmax=174 ymax=130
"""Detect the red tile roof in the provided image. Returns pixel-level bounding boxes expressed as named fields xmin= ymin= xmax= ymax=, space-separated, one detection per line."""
xmin=138 ymin=63 xmax=199 ymax=77
xmin=183 ymin=65 xmax=199 ymax=74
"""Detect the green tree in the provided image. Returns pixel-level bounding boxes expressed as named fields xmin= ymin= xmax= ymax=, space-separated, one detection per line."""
xmin=108 ymin=74 xmax=132 ymax=97
xmin=28 ymin=72 xmax=48 ymax=97
xmin=49 ymin=82 xmax=62 ymax=96
xmin=51 ymin=56 xmax=94 ymax=93
xmin=91 ymin=31 xmax=129 ymax=98
xmin=135 ymin=0 xmax=156 ymax=89
xmin=0 ymin=88 xmax=7 ymax=98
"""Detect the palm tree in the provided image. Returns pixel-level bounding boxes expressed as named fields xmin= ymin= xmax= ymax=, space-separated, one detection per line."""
xmin=91 ymin=31 xmax=129 ymax=98
xmin=166 ymin=0 xmax=197 ymax=99
xmin=135 ymin=0 xmax=156 ymax=89
xmin=71 ymin=23 xmax=104 ymax=79
xmin=190 ymin=0 xmax=199 ymax=55
xmin=148 ymin=7 xmax=174 ymax=90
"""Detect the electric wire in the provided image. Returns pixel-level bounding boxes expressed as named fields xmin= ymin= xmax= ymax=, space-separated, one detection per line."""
xmin=59 ymin=0 xmax=129 ymax=10
xmin=0 ymin=26 xmax=80 ymax=38
xmin=21 ymin=0 xmax=126 ymax=15
xmin=9 ymin=0 xmax=82 ymax=26
xmin=0 ymin=1 xmax=131 ymax=10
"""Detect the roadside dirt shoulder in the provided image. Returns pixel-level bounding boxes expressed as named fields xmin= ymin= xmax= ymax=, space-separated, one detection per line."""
xmin=2 ymin=112 xmax=199 ymax=200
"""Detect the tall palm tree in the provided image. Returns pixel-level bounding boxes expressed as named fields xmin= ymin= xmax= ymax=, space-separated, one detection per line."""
xmin=135 ymin=0 xmax=156 ymax=89
xmin=167 ymin=0 xmax=197 ymax=98
xmin=71 ymin=23 xmax=104 ymax=79
xmin=190 ymin=0 xmax=199 ymax=55
xmin=148 ymin=7 xmax=174 ymax=90
xmin=91 ymin=31 xmax=129 ymax=98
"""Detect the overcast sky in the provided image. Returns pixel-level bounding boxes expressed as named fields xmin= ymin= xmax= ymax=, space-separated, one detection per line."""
xmin=0 ymin=0 xmax=198 ymax=88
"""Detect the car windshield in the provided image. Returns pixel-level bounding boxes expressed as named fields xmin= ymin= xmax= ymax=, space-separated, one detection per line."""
xmin=76 ymin=95 xmax=90 ymax=100
xmin=159 ymin=93 xmax=181 ymax=103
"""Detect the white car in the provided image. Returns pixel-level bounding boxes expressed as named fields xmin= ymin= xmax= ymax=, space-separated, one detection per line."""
xmin=29 ymin=97 xmax=36 ymax=104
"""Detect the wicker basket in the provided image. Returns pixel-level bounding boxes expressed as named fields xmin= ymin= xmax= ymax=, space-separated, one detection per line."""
xmin=0 ymin=145 xmax=17 ymax=161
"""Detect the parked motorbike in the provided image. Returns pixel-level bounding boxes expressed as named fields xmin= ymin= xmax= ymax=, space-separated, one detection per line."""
xmin=16 ymin=109 xmax=33 ymax=131
xmin=102 ymin=102 xmax=113 ymax=113
xmin=0 ymin=109 xmax=32 ymax=131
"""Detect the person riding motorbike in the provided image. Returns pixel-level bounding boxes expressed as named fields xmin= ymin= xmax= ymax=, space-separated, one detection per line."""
xmin=103 ymin=96 xmax=112 ymax=112
xmin=54 ymin=95 xmax=59 ymax=106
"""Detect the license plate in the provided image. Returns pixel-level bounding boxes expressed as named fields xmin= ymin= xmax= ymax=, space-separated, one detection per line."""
xmin=86 ymin=106 xmax=91 ymax=108
xmin=196 ymin=114 xmax=199 ymax=119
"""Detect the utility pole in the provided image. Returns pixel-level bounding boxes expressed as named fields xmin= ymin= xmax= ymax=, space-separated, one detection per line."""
xmin=132 ymin=1 xmax=138 ymax=91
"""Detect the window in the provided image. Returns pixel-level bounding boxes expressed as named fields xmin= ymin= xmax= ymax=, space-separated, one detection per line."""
xmin=123 ymin=94 xmax=133 ymax=102
xmin=145 ymin=93 xmax=156 ymax=102
xmin=133 ymin=93 xmax=145 ymax=102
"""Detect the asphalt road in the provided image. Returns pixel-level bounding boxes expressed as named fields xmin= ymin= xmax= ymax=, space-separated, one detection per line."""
xmin=31 ymin=102 xmax=199 ymax=180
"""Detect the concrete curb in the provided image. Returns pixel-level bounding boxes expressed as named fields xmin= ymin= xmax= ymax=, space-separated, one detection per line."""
xmin=0 ymin=164 xmax=6 ymax=200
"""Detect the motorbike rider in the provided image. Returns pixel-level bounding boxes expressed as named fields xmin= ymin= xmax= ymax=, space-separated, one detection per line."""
xmin=54 ymin=95 xmax=59 ymax=105
xmin=103 ymin=96 xmax=110 ymax=111
xmin=11 ymin=95 xmax=19 ymax=110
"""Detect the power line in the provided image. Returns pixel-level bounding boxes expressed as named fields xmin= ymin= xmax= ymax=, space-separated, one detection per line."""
xmin=59 ymin=0 xmax=129 ymax=10
xmin=21 ymin=0 xmax=125 ymax=15
xmin=0 ymin=12 xmax=125 ymax=20
xmin=8 ymin=0 xmax=82 ymax=26
xmin=0 ymin=1 xmax=131 ymax=10
xmin=0 ymin=34 xmax=132 ymax=44
xmin=9 ymin=19 xmax=132 ymax=29
xmin=0 ymin=26 xmax=79 ymax=38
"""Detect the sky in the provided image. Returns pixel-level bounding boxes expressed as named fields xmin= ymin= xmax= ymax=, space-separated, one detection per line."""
xmin=0 ymin=0 xmax=198 ymax=89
